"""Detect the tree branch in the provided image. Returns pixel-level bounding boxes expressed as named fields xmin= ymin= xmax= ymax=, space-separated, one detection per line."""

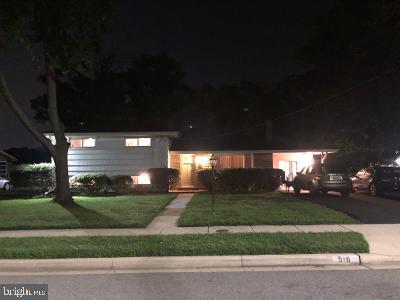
xmin=0 ymin=69 xmax=55 ymax=154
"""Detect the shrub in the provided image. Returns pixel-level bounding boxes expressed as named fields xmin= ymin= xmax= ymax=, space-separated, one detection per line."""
xmin=110 ymin=175 xmax=133 ymax=193
xmin=10 ymin=163 xmax=55 ymax=193
xmin=70 ymin=173 xmax=111 ymax=194
xmin=147 ymin=168 xmax=180 ymax=192
xmin=198 ymin=168 xmax=282 ymax=192
xmin=197 ymin=169 xmax=214 ymax=190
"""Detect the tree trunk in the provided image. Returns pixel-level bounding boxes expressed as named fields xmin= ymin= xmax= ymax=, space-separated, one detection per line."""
xmin=53 ymin=142 xmax=73 ymax=205
xmin=0 ymin=67 xmax=74 ymax=205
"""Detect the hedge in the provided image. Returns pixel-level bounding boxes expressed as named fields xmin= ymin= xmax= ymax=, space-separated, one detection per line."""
xmin=10 ymin=163 xmax=55 ymax=193
xmin=147 ymin=168 xmax=180 ymax=192
xmin=197 ymin=168 xmax=283 ymax=192
xmin=69 ymin=173 xmax=111 ymax=194
xmin=110 ymin=175 xmax=133 ymax=193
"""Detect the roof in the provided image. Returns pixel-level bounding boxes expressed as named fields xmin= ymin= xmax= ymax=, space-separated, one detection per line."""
xmin=44 ymin=131 xmax=180 ymax=138
xmin=170 ymin=149 xmax=339 ymax=154
xmin=0 ymin=150 xmax=17 ymax=162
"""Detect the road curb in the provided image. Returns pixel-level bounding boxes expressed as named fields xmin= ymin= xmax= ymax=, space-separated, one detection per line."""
xmin=0 ymin=254 xmax=364 ymax=274
xmin=358 ymin=254 xmax=400 ymax=266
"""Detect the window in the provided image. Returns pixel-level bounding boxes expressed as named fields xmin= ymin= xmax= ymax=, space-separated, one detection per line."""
xmin=69 ymin=138 xmax=95 ymax=148
xmin=125 ymin=138 xmax=151 ymax=147
xmin=131 ymin=174 xmax=151 ymax=185
xmin=219 ymin=155 xmax=244 ymax=169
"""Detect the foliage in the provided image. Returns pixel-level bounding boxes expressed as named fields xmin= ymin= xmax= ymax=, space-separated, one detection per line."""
xmin=198 ymin=168 xmax=282 ymax=192
xmin=69 ymin=173 xmax=111 ymax=194
xmin=110 ymin=175 xmax=133 ymax=193
xmin=147 ymin=168 xmax=180 ymax=192
xmin=197 ymin=169 xmax=213 ymax=190
xmin=10 ymin=163 xmax=55 ymax=193
xmin=0 ymin=0 xmax=114 ymax=76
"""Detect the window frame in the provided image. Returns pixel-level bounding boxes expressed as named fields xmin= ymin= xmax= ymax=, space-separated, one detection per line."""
xmin=125 ymin=137 xmax=152 ymax=147
xmin=69 ymin=137 xmax=96 ymax=148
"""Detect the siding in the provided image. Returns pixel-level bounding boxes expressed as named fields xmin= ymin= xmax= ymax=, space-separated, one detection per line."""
xmin=253 ymin=153 xmax=273 ymax=168
xmin=67 ymin=136 xmax=170 ymax=176
xmin=0 ymin=158 xmax=6 ymax=177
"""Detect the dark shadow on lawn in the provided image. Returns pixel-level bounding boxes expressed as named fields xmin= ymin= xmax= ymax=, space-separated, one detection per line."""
xmin=62 ymin=202 xmax=121 ymax=228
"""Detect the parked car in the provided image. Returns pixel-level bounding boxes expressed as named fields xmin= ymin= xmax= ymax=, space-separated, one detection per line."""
xmin=0 ymin=176 xmax=11 ymax=191
xmin=293 ymin=164 xmax=352 ymax=197
xmin=350 ymin=166 xmax=400 ymax=196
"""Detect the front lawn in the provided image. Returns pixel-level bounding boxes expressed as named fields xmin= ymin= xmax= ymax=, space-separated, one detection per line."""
xmin=178 ymin=192 xmax=359 ymax=226
xmin=0 ymin=232 xmax=368 ymax=258
xmin=0 ymin=194 xmax=175 ymax=230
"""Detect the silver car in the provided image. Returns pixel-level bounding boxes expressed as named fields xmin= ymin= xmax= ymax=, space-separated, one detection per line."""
xmin=0 ymin=176 xmax=11 ymax=191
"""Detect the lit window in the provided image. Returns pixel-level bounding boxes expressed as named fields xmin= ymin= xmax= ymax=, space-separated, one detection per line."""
xmin=69 ymin=138 xmax=95 ymax=148
xmin=125 ymin=138 xmax=151 ymax=147
xmin=131 ymin=173 xmax=151 ymax=185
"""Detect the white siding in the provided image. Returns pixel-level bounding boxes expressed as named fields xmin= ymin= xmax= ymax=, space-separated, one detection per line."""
xmin=67 ymin=136 xmax=170 ymax=176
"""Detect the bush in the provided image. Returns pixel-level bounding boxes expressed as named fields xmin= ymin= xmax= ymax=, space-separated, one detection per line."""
xmin=70 ymin=173 xmax=111 ymax=194
xmin=147 ymin=168 xmax=180 ymax=192
xmin=197 ymin=169 xmax=214 ymax=190
xmin=110 ymin=175 xmax=133 ymax=193
xmin=198 ymin=168 xmax=282 ymax=192
xmin=10 ymin=163 xmax=55 ymax=193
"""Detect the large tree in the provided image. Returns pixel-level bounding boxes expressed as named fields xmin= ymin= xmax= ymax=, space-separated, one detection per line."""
xmin=0 ymin=0 xmax=113 ymax=205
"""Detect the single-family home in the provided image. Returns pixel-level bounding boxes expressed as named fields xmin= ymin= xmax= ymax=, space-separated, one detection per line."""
xmin=45 ymin=131 xmax=337 ymax=188
xmin=0 ymin=150 xmax=17 ymax=178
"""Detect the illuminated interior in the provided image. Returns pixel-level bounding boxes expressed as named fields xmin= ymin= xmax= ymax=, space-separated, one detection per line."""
xmin=138 ymin=173 xmax=151 ymax=184
xmin=273 ymin=152 xmax=318 ymax=181
xmin=194 ymin=155 xmax=212 ymax=167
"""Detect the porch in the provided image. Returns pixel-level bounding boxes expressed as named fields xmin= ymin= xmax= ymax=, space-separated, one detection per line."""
xmin=169 ymin=150 xmax=332 ymax=188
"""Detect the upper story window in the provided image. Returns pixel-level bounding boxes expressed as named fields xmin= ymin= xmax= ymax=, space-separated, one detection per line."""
xmin=69 ymin=138 xmax=96 ymax=148
xmin=125 ymin=137 xmax=151 ymax=147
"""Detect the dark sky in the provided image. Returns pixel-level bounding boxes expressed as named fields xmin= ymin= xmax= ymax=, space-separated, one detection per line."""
xmin=0 ymin=0 xmax=332 ymax=149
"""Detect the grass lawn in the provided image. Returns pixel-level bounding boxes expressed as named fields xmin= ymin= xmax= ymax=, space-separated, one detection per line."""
xmin=0 ymin=232 xmax=368 ymax=258
xmin=178 ymin=192 xmax=359 ymax=227
xmin=0 ymin=194 xmax=175 ymax=230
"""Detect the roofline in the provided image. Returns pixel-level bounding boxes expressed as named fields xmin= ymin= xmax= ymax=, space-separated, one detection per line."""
xmin=0 ymin=150 xmax=17 ymax=162
xmin=44 ymin=131 xmax=180 ymax=138
xmin=170 ymin=149 xmax=339 ymax=155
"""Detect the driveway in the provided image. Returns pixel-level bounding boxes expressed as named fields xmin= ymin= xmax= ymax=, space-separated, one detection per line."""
xmin=302 ymin=192 xmax=400 ymax=224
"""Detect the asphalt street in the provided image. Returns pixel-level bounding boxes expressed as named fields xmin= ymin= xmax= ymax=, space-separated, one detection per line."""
xmin=2 ymin=269 xmax=400 ymax=300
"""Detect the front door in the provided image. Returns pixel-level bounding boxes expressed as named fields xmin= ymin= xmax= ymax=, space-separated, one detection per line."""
xmin=181 ymin=163 xmax=194 ymax=187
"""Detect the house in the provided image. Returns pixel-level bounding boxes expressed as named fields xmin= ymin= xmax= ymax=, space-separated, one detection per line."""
xmin=169 ymin=149 xmax=337 ymax=188
xmin=45 ymin=131 xmax=337 ymax=188
xmin=0 ymin=150 xmax=17 ymax=178
xmin=45 ymin=132 xmax=179 ymax=184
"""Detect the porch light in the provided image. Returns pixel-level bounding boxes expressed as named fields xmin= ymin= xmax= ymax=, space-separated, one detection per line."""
xmin=396 ymin=157 xmax=400 ymax=166
xmin=138 ymin=173 xmax=151 ymax=184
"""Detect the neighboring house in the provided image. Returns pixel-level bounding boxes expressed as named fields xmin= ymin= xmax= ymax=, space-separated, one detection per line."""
xmin=0 ymin=150 xmax=17 ymax=178
xmin=45 ymin=131 xmax=337 ymax=188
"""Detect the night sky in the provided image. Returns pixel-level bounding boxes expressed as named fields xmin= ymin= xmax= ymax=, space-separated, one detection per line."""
xmin=0 ymin=0 xmax=332 ymax=149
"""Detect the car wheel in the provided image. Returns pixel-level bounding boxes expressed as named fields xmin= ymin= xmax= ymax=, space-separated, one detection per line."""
xmin=3 ymin=183 xmax=10 ymax=191
xmin=341 ymin=190 xmax=349 ymax=198
xmin=369 ymin=183 xmax=378 ymax=196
